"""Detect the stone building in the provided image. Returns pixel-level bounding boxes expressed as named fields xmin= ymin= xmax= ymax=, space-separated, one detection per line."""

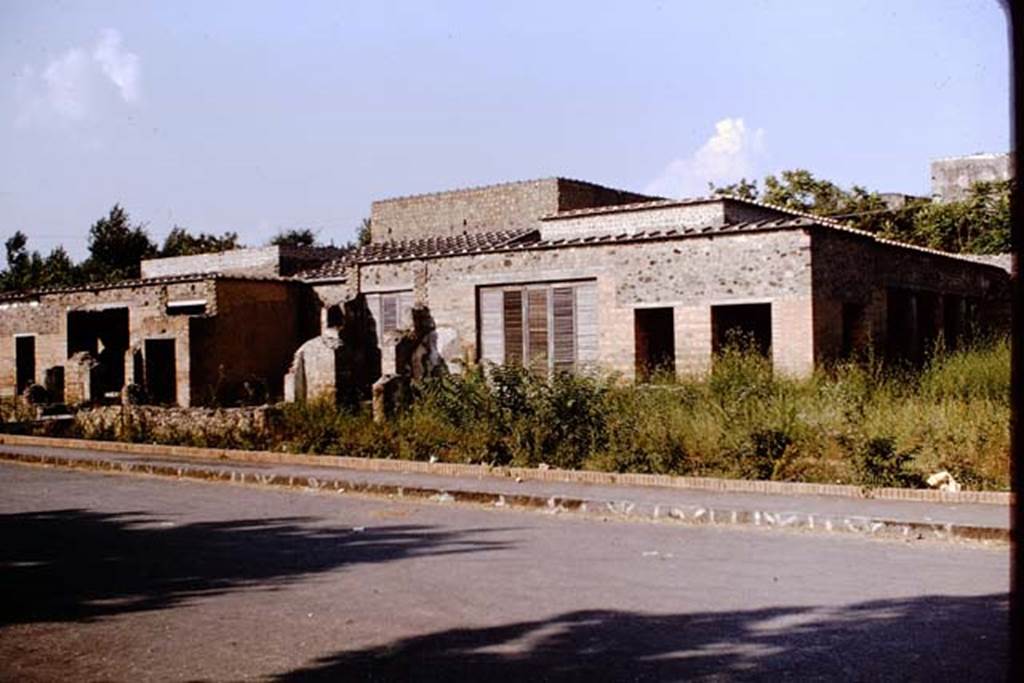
xmin=931 ymin=152 xmax=1013 ymax=203
xmin=0 ymin=177 xmax=1011 ymax=407
xmin=0 ymin=248 xmax=326 ymax=406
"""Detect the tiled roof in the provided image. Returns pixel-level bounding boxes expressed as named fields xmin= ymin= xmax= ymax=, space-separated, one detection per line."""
xmin=298 ymin=229 xmax=538 ymax=279
xmin=542 ymin=195 xmax=735 ymax=220
xmin=298 ymin=212 xmax=1005 ymax=280
xmin=0 ymin=272 xmax=294 ymax=303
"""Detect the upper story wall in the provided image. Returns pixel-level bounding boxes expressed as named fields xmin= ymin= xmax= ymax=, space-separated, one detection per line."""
xmin=370 ymin=178 xmax=657 ymax=243
xmin=141 ymin=246 xmax=343 ymax=279
xmin=539 ymin=198 xmax=791 ymax=241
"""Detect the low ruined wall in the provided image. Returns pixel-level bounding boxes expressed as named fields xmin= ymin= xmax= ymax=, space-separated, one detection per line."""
xmin=74 ymin=406 xmax=279 ymax=447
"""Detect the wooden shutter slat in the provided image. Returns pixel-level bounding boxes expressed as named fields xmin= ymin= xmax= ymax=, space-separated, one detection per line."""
xmin=479 ymin=288 xmax=504 ymax=364
xmin=527 ymin=288 xmax=549 ymax=372
xmin=552 ymin=286 xmax=575 ymax=371
xmin=503 ymin=290 xmax=524 ymax=366
xmin=575 ymin=281 xmax=599 ymax=368
xmin=381 ymin=295 xmax=398 ymax=334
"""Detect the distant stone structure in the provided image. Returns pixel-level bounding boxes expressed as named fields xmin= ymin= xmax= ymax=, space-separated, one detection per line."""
xmin=930 ymin=152 xmax=1013 ymax=203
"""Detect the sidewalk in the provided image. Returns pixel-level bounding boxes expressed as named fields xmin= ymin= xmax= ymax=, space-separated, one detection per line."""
xmin=0 ymin=438 xmax=1010 ymax=544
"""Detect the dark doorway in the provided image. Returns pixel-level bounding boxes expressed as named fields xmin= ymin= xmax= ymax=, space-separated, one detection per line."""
xmin=67 ymin=308 xmax=129 ymax=399
xmin=841 ymin=303 xmax=867 ymax=359
xmin=634 ymin=307 xmax=675 ymax=381
xmin=886 ymin=288 xmax=919 ymax=364
xmin=15 ymin=336 xmax=35 ymax=395
xmin=712 ymin=303 xmax=772 ymax=358
xmin=144 ymin=339 xmax=177 ymax=405
xmin=943 ymin=295 xmax=962 ymax=351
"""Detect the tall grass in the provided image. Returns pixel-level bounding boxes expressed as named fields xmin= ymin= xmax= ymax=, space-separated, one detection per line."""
xmin=68 ymin=337 xmax=1011 ymax=491
xmin=272 ymin=337 xmax=1010 ymax=490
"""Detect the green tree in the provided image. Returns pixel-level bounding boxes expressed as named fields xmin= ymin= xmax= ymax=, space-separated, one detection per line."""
xmin=879 ymin=180 xmax=1010 ymax=254
xmin=161 ymin=226 xmax=240 ymax=257
xmin=710 ymin=168 xmax=1009 ymax=254
xmin=269 ymin=228 xmax=318 ymax=248
xmin=38 ymin=246 xmax=81 ymax=289
xmin=0 ymin=233 xmax=81 ymax=292
xmin=3 ymin=231 xmax=33 ymax=291
xmin=81 ymin=204 xmax=157 ymax=282
xmin=708 ymin=178 xmax=759 ymax=201
xmin=356 ymin=217 xmax=372 ymax=246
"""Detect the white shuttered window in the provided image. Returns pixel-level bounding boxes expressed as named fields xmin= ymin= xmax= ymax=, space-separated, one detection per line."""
xmin=478 ymin=280 xmax=597 ymax=373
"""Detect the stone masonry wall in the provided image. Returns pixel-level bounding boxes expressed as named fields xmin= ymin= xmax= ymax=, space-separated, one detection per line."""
xmin=370 ymin=178 xmax=658 ymax=243
xmin=371 ymin=179 xmax=561 ymax=242
xmin=141 ymin=247 xmax=284 ymax=279
xmin=539 ymin=199 xmax=789 ymax=241
xmin=930 ymin=153 xmax=1012 ymax=203
xmin=0 ymin=280 xmax=214 ymax=404
xmin=810 ymin=229 xmax=1010 ymax=363
xmin=344 ymin=229 xmax=815 ymax=379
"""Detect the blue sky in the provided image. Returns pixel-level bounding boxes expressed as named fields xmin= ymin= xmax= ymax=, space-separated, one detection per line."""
xmin=0 ymin=1 xmax=1011 ymax=258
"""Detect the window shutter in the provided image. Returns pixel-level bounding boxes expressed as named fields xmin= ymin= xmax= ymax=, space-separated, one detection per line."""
xmin=479 ymin=288 xmax=504 ymax=364
xmin=575 ymin=281 xmax=599 ymax=368
xmin=381 ymin=295 xmax=398 ymax=334
xmin=503 ymin=290 xmax=524 ymax=365
xmin=527 ymin=288 xmax=549 ymax=372
xmin=552 ymin=286 xmax=576 ymax=371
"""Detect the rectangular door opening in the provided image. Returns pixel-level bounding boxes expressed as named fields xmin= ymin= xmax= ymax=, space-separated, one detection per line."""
xmin=712 ymin=303 xmax=772 ymax=358
xmin=634 ymin=307 xmax=675 ymax=381
xmin=15 ymin=335 xmax=35 ymax=395
xmin=67 ymin=308 xmax=129 ymax=401
xmin=144 ymin=339 xmax=177 ymax=405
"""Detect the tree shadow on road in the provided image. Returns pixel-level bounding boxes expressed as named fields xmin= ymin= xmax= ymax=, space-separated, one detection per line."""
xmin=0 ymin=508 xmax=513 ymax=627
xmin=274 ymin=592 xmax=1008 ymax=681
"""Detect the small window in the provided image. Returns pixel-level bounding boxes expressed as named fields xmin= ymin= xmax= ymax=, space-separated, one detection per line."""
xmin=167 ymin=299 xmax=207 ymax=316
xmin=365 ymin=290 xmax=414 ymax=347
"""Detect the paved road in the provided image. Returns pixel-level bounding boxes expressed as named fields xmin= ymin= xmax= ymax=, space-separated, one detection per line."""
xmin=0 ymin=462 xmax=1009 ymax=682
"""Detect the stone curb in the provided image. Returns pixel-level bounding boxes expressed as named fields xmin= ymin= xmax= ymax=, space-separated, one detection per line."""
xmin=0 ymin=449 xmax=1009 ymax=545
xmin=0 ymin=433 xmax=1011 ymax=505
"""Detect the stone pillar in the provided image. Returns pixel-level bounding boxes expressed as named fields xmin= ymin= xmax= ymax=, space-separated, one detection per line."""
xmin=772 ymin=296 xmax=815 ymax=377
xmin=674 ymin=305 xmax=712 ymax=377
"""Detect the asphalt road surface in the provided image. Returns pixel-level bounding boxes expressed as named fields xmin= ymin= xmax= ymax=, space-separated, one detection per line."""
xmin=0 ymin=462 xmax=1009 ymax=682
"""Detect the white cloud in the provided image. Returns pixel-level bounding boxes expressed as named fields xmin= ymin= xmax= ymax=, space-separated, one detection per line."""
xmin=645 ymin=118 xmax=765 ymax=198
xmin=93 ymin=29 xmax=141 ymax=104
xmin=13 ymin=29 xmax=141 ymax=126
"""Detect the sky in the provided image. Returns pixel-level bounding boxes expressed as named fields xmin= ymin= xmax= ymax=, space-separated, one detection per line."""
xmin=0 ymin=0 xmax=1011 ymax=259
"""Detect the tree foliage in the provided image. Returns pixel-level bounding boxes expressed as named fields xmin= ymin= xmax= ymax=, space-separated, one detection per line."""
xmin=269 ymin=228 xmax=318 ymax=248
xmin=161 ymin=226 xmax=240 ymax=257
xmin=710 ymin=169 xmax=1009 ymax=254
xmin=1 ymin=204 xmax=251 ymax=293
xmin=356 ymin=217 xmax=372 ymax=247
xmin=80 ymin=204 xmax=158 ymax=282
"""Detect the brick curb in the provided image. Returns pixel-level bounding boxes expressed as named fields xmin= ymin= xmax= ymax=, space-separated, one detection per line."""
xmin=0 ymin=449 xmax=1009 ymax=545
xmin=0 ymin=433 xmax=1012 ymax=505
